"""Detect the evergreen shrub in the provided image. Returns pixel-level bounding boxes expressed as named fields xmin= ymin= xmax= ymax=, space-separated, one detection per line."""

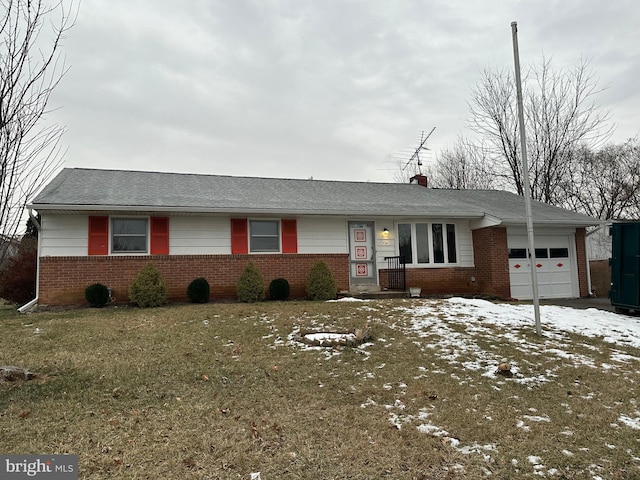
xmin=187 ymin=277 xmax=210 ymax=303
xmin=85 ymin=283 xmax=110 ymax=307
xmin=128 ymin=262 xmax=168 ymax=308
xmin=269 ymin=278 xmax=290 ymax=301
xmin=236 ymin=261 xmax=265 ymax=303
xmin=306 ymin=260 xmax=337 ymax=301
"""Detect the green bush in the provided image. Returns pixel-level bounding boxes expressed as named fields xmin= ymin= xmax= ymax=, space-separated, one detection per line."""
xmin=236 ymin=261 xmax=265 ymax=303
xmin=85 ymin=283 xmax=110 ymax=307
xmin=306 ymin=260 xmax=337 ymax=301
xmin=269 ymin=278 xmax=290 ymax=301
xmin=187 ymin=277 xmax=210 ymax=303
xmin=128 ymin=262 xmax=168 ymax=308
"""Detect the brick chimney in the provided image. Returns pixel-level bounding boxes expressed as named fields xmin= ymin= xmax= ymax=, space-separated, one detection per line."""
xmin=410 ymin=174 xmax=428 ymax=187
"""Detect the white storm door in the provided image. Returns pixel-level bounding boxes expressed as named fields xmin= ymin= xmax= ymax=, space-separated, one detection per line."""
xmin=348 ymin=222 xmax=377 ymax=286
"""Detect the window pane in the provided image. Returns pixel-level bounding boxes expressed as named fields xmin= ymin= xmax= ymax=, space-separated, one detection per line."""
xmin=251 ymin=236 xmax=279 ymax=252
xmin=113 ymin=236 xmax=147 ymax=252
xmin=432 ymin=224 xmax=444 ymax=263
xmin=398 ymin=223 xmax=412 ymax=264
xmin=250 ymin=220 xmax=279 ymax=252
xmin=113 ymin=218 xmax=147 ymax=235
xmin=446 ymin=224 xmax=457 ymax=263
xmin=550 ymin=248 xmax=569 ymax=258
xmin=112 ymin=218 xmax=147 ymax=252
xmin=416 ymin=223 xmax=429 ymax=263
xmin=508 ymin=248 xmax=527 ymax=259
xmin=535 ymin=248 xmax=548 ymax=258
xmin=251 ymin=220 xmax=279 ymax=236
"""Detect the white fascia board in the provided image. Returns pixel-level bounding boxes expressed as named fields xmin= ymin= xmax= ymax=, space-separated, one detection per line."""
xmin=29 ymin=204 xmax=487 ymax=219
xmin=469 ymin=214 xmax=502 ymax=230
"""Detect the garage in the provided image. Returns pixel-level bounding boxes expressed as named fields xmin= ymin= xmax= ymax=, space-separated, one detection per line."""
xmin=507 ymin=232 xmax=578 ymax=299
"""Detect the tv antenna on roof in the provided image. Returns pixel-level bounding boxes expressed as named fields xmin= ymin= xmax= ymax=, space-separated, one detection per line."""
xmin=402 ymin=127 xmax=436 ymax=173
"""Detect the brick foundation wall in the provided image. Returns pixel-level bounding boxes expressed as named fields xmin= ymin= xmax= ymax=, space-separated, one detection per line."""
xmin=379 ymin=266 xmax=481 ymax=296
xmin=377 ymin=226 xmax=511 ymax=299
xmin=38 ymin=254 xmax=350 ymax=305
xmin=471 ymin=226 xmax=511 ymax=299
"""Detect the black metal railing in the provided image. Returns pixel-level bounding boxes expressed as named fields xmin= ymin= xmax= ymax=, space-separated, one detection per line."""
xmin=384 ymin=256 xmax=406 ymax=291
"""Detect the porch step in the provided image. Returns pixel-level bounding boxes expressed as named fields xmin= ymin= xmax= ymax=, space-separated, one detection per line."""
xmin=338 ymin=290 xmax=409 ymax=300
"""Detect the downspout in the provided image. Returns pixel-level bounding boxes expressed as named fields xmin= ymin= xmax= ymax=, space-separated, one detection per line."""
xmin=583 ymin=225 xmax=605 ymax=297
xmin=17 ymin=208 xmax=40 ymax=313
xmin=584 ymin=233 xmax=594 ymax=297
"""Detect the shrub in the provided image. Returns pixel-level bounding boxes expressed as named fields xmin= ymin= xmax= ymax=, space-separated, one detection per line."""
xmin=0 ymin=248 xmax=36 ymax=305
xmin=306 ymin=260 xmax=337 ymax=301
xmin=187 ymin=277 xmax=210 ymax=303
xmin=128 ymin=262 xmax=168 ymax=308
xmin=269 ymin=278 xmax=290 ymax=301
xmin=236 ymin=261 xmax=265 ymax=303
xmin=85 ymin=283 xmax=110 ymax=307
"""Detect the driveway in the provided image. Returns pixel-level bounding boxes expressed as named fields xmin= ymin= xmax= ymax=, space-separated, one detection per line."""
xmin=539 ymin=296 xmax=616 ymax=312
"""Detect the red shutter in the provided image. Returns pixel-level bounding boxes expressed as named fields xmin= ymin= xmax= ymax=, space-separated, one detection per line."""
xmin=150 ymin=217 xmax=169 ymax=255
xmin=88 ymin=216 xmax=109 ymax=255
xmin=281 ymin=219 xmax=298 ymax=254
xmin=231 ymin=218 xmax=248 ymax=254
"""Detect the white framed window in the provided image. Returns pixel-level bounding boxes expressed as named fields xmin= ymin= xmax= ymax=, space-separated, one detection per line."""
xmin=397 ymin=222 xmax=457 ymax=265
xmin=112 ymin=218 xmax=148 ymax=253
xmin=249 ymin=220 xmax=280 ymax=253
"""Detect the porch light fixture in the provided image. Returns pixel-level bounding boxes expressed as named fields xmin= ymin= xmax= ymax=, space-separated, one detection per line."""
xmin=382 ymin=228 xmax=390 ymax=237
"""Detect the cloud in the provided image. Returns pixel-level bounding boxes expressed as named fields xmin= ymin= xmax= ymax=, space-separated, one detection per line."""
xmin=46 ymin=0 xmax=639 ymax=182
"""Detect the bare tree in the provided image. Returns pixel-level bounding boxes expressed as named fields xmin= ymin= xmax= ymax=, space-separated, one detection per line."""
xmin=0 ymin=0 xmax=74 ymax=267
xmin=430 ymin=136 xmax=497 ymax=190
xmin=566 ymin=138 xmax=640 ymax=220
xmin=466 ymin=56 xmax=612 ymax=205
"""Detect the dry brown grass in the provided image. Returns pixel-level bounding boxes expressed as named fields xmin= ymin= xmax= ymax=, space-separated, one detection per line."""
xmin=1 ymin=299 xmax=639 ymax=479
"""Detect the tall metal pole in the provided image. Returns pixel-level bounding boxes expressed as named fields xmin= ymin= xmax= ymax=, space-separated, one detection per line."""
xmin=511 ymin=21 xmax=542 ymax=335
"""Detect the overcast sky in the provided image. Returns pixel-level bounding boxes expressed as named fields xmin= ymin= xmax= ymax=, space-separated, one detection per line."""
xmin=47 ymin=0 xmax=640 ymax=183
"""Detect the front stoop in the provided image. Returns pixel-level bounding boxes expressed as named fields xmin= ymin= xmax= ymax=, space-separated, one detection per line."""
xmin=339 ymin=289 xmax=409 ymax=300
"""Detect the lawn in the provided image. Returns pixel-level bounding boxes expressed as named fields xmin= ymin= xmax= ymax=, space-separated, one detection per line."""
xmin=1 ymin=298 xmax=639 ymax=479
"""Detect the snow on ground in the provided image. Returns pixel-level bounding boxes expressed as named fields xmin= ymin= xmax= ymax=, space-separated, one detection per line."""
xmin=281 ymin=297 xmax=640 ymax=477
xmin=396 ymin=297 xmax=640 ymax=477
xmin=442 ymin=297 xmax=640 ymax=349
xmin=288 ymin=298 xmax=640 ymax=479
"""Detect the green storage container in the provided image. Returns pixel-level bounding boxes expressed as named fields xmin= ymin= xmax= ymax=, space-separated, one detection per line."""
xmin=610 ymin=222 xmax=640 ymax=312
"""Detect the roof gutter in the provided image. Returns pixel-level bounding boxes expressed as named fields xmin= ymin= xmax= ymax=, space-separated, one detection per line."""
xmin=18 ymin=208 xmax=40 ymax=313
xmin=28 ymin=203 xmax=487 ymax=219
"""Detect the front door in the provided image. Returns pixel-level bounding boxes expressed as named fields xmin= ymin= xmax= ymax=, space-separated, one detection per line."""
xmin=348 ymin=221 xmax=377 ymax=289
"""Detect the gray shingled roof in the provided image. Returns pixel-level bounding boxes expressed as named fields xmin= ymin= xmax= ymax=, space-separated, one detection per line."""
xmin=30 ymin=168 xmax=599 ymax=226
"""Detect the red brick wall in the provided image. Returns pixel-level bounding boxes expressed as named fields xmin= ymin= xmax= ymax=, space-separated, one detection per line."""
xmin=379 ymin=266 xmax=481 ymax=296
xmin=377 ymin=226 xmax=511 ymax=299
xmin=471 ymin=226 xmax=511 ymax=299
xmin=38 ymin=254 xmax=349 ymax=305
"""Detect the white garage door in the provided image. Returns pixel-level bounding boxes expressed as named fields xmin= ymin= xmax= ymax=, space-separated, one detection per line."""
xmin=508 ymin=234 xmax=577 ymax=300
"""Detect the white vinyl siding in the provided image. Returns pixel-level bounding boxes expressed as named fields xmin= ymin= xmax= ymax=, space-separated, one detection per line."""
xmin=297 ymin=218 xmax=348 ymax=254
xmin=38 ymin=215 xmax=475 ymax=265
xmin=169 ymin=217 xmax=230 ymax=255
xmin=40 ymin=215 xmax=88 ymax=256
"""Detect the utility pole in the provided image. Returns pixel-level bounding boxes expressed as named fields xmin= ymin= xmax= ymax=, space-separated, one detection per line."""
xmin=511 ymin=21 xmax=542 ymax=335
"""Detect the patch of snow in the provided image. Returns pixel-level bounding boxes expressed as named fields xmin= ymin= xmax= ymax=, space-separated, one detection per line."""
xmin=327 ymin=297 xmax=369 ymax=302
xmin=304 ymin=332 xmax=356 ymax=343
xmin=522 ymin=415 xmax=551 ymax=422
xmin=619 ymin=414 xmax=640 ymax=430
